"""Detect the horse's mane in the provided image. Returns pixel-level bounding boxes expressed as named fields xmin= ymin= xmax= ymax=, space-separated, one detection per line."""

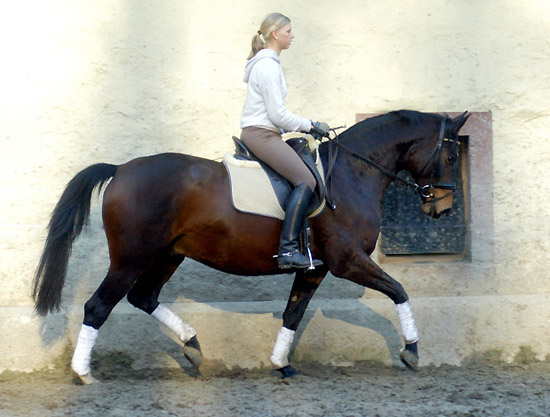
xmin=325 ymin=110 xmax=446 ymax=156
xmin=351 ymin=110 xmax=445 ymax=135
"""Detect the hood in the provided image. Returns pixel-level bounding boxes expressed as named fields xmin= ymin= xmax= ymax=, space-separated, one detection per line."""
xmin=243 ymin=49 xmax=280 ymax=83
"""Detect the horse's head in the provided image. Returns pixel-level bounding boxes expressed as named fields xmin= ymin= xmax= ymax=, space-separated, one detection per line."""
xmin=404 ymin=111 xmax=470 ymax=219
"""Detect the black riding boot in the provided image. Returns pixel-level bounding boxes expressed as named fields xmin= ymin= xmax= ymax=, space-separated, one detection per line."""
xmin=277 ymin=183 xmax=323 ymax=270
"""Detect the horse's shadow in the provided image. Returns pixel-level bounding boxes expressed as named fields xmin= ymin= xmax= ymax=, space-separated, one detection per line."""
xmin=284 ymin=301 xmax=404 ymax=368
xmin=163 ymin=261 xmax=405 ymax=369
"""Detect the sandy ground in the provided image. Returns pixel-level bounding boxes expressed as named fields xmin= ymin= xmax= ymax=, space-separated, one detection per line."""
xmin=1 ymin=359 xmax=549 ymax=417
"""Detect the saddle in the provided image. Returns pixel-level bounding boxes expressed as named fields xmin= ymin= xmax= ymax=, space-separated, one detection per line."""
xmin=224 ymin=135 xmax=326 ymax=219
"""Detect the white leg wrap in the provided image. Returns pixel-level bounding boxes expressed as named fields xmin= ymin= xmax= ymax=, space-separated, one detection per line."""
xmin=396 ymin=301 xmax=419 ymax=344
xmin=270 ymin=327 xmax=295 ymax=368
xmin=71 ymin=324 xmax=99 ymax=376
xmin=151 ymin=304 xmax=197 ymax=343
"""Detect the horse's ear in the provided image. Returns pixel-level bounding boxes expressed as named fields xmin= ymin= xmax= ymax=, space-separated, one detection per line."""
xmin=450 ymin=111 xmax=470 ymax=133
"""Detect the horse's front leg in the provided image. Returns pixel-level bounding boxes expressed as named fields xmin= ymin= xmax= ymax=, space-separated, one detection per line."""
xmin=271 ymin=268 xmax=328 ymax=378
xmin=395 ymin=300 xmax=419 ymax=370
xmin=338 ymin=256 xmax=419 ymax=370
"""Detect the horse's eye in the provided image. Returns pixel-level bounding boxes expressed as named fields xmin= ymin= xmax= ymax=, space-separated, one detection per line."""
xmin=447 ymin=154 xmax=457 ymax=165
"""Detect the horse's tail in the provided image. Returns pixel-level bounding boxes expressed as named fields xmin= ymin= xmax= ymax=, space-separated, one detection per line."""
xmin=32 ymin=163 xmax=118 ymax=316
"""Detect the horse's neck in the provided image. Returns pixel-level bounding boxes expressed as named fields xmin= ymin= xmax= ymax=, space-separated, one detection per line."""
xmin=321 ymin=129 xmax=415 ymax=205
xmin=333 ymin=130 xmax=409 ymax=177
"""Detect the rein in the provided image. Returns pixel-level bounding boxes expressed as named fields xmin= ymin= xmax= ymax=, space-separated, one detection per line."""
xmin=321 ymin=120 xmax=457 ymax=208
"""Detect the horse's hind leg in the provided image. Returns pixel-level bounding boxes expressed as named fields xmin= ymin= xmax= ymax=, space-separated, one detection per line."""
xmin=72 ymin=265 xmax=142 ymax=383
xmin=126 ymin=252 xmax=202 ymax=369
xmin=271 ymin=268 xmax=327 ymax=378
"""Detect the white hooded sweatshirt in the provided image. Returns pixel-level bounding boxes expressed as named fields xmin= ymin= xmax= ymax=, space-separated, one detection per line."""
xmin=240 ymin=49 xmax=311 ymax=134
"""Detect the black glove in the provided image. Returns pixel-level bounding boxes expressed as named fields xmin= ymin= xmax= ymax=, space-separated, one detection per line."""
xmin=311 ymin=121 xmax=331 ymax=138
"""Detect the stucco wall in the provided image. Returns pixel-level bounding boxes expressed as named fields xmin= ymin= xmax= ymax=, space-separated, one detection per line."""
xmin=1 ymin=0 xmax=549 ymax=372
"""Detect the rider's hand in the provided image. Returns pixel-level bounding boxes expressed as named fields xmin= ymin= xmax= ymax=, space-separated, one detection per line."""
xmin=311 ymin=121 xmax=331 ymax=138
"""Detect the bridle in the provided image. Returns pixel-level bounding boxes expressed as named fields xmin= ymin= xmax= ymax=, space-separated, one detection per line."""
xmin=414 ymin=120 xmax=462 ymax=199
xmin=320 ymin=119 xmax=461 ymax=209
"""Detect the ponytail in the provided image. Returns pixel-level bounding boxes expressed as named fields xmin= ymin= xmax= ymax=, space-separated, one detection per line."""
xmin=248 ymin=32 xmax=267 ymax=60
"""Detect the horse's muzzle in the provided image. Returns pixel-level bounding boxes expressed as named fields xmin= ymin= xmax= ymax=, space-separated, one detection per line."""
xmin=421 ymin=188 xmax=454 ymax=218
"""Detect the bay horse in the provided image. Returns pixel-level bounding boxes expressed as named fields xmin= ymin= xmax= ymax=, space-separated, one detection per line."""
xmin=33 ymin=110 xmax=470 ymax=383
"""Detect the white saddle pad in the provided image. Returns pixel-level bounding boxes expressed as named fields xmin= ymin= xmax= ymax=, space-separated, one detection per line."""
xmin=223 ymin=156 xmax=287 ymax=219
xmin=222 ymin=137 xmax=325 ymax=220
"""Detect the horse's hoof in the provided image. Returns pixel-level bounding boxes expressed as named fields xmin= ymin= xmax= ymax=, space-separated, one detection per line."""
xmin=75 ymin=373 xmax=99 ymax=385
xmin=276 ymin=365 xmax=300 ymax=379
xmin=400 ymin=347 xmax=419 ymax=371
xmin=183 ymin=336 xmax=203 ymax=369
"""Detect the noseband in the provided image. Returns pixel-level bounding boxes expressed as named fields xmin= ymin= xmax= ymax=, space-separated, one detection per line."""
xmin=323 ymin=119 xmax=461 ymax=207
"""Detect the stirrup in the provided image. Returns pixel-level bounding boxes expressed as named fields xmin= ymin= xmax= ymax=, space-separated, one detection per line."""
xmin=305 ymin=247 xmax=323 ymax=270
